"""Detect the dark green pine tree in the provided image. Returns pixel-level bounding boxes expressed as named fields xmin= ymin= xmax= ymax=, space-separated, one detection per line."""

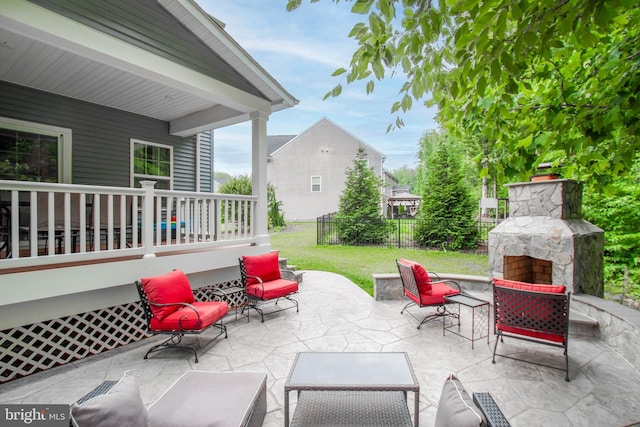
xmin=415 ymin=141 xmax=478 ymax=250
xmin=335 ymin=147 xmax=388 ymax=245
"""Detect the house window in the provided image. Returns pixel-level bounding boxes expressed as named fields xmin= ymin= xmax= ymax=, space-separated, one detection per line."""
xmin=131 ymin=139 xmax=173 ymax=190
xmin=311 ymin=176 xmax=321 ymax=192
xmin=0 ymin=117 xmax=72 ymax=183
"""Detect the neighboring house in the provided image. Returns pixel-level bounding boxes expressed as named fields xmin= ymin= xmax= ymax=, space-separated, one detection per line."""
xmin=266 ymin=117 xmax=389 ymax=221
xmin=0 ymin=0 xmax=296 ymax=382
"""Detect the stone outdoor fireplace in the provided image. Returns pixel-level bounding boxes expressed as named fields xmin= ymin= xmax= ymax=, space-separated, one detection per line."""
xmin=488 ymin=179 xmax=604 ymax=296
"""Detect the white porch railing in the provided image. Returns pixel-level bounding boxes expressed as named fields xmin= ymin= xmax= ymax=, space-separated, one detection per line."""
xmin=0 ymin=180 xmax=257 ymax=268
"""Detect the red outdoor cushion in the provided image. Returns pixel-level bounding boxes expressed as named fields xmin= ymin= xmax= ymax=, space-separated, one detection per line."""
xmin=497 ymin=324 xmax=566 ymax=343
xmin=416 ymin=281 xmax=460 ymax=305
xmin=493 ymin=278 xmax=566 ymax=294
xmin=149 ymin=301 xmax=229 ymax=331
xmin=242 ymin=252 xmax=282 ymax=286
xmin=246 ymin=278 xmax=298 ymax=300
xmin=141 ymin=269 xmax=195 ymax=321
xmin=398 ymin=258 xmax=432 ymax=293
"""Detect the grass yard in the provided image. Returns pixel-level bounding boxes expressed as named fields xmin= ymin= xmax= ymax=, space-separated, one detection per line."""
xmin=269 ymin=222 xmax=489 ymax=296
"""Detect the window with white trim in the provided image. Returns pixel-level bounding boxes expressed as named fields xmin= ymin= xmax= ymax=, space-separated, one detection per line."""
xmin=131 ymin=139 xmax=173 ymax=190
xmin=0 ymin=117 xmax=72 ymax=183
xmin=311 ymin=176 xmax=321 ymax=192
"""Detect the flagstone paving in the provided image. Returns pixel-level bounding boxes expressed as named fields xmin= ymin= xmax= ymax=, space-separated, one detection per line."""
xmin=1 ymin=270 xmax=639 ymax=426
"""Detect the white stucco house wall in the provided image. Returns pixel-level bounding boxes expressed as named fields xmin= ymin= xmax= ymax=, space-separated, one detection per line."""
xmin=266 ymin=118 xmax=390 ymax=221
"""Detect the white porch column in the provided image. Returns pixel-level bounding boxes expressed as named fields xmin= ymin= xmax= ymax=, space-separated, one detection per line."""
xmin=251 ymin=111 xmax=269 ymax=246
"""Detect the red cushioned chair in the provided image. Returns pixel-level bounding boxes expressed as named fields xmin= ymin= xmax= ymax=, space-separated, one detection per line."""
xmin=396 ymin=258 xmax=461 ymax=329
xmin=135 ymin=269 xmax=228 ymax=363
xmin=492 ymin=278 xmax=571 ymax=381
xmin=239 ymin=252 xmax=299 ymax=322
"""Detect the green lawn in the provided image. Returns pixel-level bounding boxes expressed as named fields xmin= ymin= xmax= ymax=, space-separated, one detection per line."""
xmin=269 ymin=222 xmax=489 ymax=296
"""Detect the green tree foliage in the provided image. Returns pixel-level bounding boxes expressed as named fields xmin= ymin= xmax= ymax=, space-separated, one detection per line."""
xmin=268 ymin=184 xmax=286 ymax=229
xmin=218 ymin=175 xmax=252 ymax=227
xmin=218 ymin=175 xmax=285 ymax=230
xmin=584 ymin=158 xmax=640 ymax=299
xmin=219 ymin=174 xmax=252 ymax=195
xmin=336 ymin=147 xmax=389 ymax=244
xmin=390 ymin=164 xmax=417 ymax=190
xmin=415 ymin=135 xmax=478 ymax=250
xmin=286 ymin=0 xmax=640 ymax=189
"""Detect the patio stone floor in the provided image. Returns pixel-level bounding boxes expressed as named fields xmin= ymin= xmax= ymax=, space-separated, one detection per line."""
xmin=1 ymin=270 xmax=640 ymax=426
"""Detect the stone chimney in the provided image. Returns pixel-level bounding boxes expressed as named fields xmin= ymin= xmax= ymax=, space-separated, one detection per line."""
xmin=488 ymin=179 xmax=604 ymax=296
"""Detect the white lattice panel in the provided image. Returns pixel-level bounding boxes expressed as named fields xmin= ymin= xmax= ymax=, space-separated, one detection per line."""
xmin=1 ymin=279 xmax=242 ymax=384
xmin=1 ymin=303 xmax=147 ymax=383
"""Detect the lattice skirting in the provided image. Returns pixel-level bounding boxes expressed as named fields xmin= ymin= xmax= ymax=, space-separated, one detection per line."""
xmin=0 ymin=279 xmax=242 ymax=384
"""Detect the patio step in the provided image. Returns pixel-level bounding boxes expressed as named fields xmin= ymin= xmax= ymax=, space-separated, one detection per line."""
xmin=569 ymin=310 xmax=599 ymax=337
xmin=279 ymin=257 xmax=304 ymax=282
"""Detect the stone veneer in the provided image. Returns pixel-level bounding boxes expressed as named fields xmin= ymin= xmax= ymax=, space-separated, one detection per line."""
xmin=488 ymin=179 xmax=604 ymax=296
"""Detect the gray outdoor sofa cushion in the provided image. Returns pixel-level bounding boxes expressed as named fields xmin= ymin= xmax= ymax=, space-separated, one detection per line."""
xmin=147 ymin=370 xmax=267 ymax=427
xmin=71 ymin=370 xmax=267 ymax=427
xmin=70 ymin=371 xmax=148 ymax=427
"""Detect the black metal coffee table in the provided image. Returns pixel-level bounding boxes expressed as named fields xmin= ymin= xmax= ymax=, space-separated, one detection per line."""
xmin=284 ymin=352 xmax=420 ymax=427
xmin=443 ymin=293 xmax=490 ymax=349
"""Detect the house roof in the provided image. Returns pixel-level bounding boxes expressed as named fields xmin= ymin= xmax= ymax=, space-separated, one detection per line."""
xmin=267 ymin=135 xmax=296 ymax=156
xmin=388 ymin=192 xmax=421 ymax=201
xmin=268 ymin=117 xmax=386 ymax=160
xmin=0 ymin=0 xmax=297 ymax=136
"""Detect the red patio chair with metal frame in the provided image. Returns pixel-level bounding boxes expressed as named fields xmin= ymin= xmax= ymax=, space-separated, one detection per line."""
xmin=239 ymin=252 xmax=299 ymax=322
xmin=396 ymin=258 xmax=461 ymax=329
xmin=135 ymin=269 xmax=228 ymax=363
xmin=492 ymin=278 xmax=571 ymax=381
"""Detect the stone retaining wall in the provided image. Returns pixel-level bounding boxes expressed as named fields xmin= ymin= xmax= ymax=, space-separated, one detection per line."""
xmin=373 ymin=273 xmax=640 ymax=373
xmin=372 ymin=273 xmax=491 ymax=301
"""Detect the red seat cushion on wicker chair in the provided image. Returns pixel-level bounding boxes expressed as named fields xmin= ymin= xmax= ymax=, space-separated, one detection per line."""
xmin=242 ymin=252 xmax=282 ymax=286
xmin=246 ymin=278 xmax=299 ymax=300
xmin=141 ymin=269 xmax=195 ymax=321
xmin=397 ymin=258 xmax=432 ymax=293
xmin=149 ymin=301 xmax=228 ymax=331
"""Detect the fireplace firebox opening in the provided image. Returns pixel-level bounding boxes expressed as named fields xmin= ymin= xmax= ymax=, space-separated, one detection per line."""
xmin=503 ymin=255 xmax=553 ymax=284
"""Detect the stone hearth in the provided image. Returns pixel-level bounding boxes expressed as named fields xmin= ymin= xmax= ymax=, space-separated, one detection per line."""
xmin=488 ymin=179 xmax=604 ymax=296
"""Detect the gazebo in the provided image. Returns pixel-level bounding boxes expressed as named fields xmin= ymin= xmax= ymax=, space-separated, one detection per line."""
xmin=387 ymin=191 xmax=422 ymax=218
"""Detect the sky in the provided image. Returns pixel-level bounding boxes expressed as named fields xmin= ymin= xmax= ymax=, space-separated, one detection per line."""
xmin=196 ymin=0 xmax=438 ymax=176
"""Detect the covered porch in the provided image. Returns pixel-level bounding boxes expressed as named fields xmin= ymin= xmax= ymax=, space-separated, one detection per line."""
xmin=1 ymin=0 xmax=298 ymax=382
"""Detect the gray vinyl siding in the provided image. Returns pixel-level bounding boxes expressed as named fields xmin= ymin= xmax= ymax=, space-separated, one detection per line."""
xmin=0 ymin=81 xmax=201 ymax=191
xmin=27 ymin=0 xmax=265 ymax=99
xmin=199 ymin=131 xmax=214 ymax=193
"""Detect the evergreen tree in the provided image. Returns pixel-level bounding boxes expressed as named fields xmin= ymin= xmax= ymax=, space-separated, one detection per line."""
xmin=415 ymin=139 xmax=478 ymax=250
xmin=335 ymin=147 xmax=388 ymax=245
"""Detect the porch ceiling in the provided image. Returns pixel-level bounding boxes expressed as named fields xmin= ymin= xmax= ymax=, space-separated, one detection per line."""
xmin=0 ymin=0 xmax=297 ymax=137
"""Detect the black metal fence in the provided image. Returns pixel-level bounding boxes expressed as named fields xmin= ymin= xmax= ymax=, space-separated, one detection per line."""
xmin=317 ymin=213 xmax=501 ymax=254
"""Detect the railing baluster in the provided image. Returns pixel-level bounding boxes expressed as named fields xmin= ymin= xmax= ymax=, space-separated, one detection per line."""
xmin=10 ymin=190 xmax=20 ymax=258
xmin=1 ymin=181 xmax=257 ymax=262
xmin=92 ymin=194 xmax=100 ymax=252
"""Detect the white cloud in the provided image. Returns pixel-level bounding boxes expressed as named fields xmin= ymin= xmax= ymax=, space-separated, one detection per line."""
xmin=199 ymin=0 xmax=437 ymax=176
